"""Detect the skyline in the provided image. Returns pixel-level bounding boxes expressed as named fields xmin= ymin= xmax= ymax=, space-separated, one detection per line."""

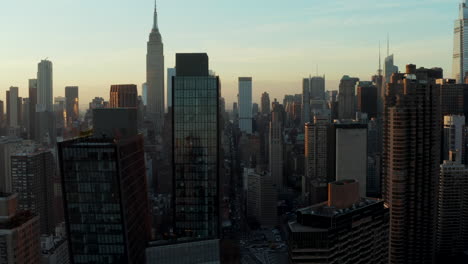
xmin=0 ymin=0 xmax=460 ymax=108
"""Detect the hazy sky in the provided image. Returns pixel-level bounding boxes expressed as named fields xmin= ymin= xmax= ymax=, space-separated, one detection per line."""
xmin=0 ymin=0 xmax=460 ymax=109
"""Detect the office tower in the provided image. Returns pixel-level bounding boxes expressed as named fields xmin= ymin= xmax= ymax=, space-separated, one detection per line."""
xmin=109 ymin=84 xmax=138 ymax=108
xmin=304 ymin=117 xmax=331 ymax=204
xmin=357 ymin=81 xmax=378 ymax=119
xmin=436 ymin=151 xmax=468 ymax=261
xmin=288 ymin=180 xmax=389 ymax=264
xmin=59 ymin=108 xmax=150 ymax=263
xmin=338 ymin=76 xmax=359 ymax=119
xmin=333 ymin=122 xmax=367 ymax=197
xmin=21 ymin=98 xmax=29 ymax=136
xmin=252 ymin=103 xmax=259 ymax=116
xmin=373 ymin=50 xmax=385 ymax=115
xmin=302 ymin=78 xmax=311 ymax=124
xmin=383 ymin=64 xmax=440 ymax=264
xmin=65 ymin=86 xmax=79 ymax=127
xmin=173 ymin=53 xmax=220 ymax=239
xmin=453 ymin=1 xmax=468 ymax=83
xmin=16 ymin=97 xmax=22 ymax=129
xmin=247 ymin=171 xmax=278 ymax=228
xmin=0 ymin=193 xmax=41 ymax=264
xmin=269 ymin=101 xmax=284 ymax=191
xmin=310 ymin=76 xmax=325 ymax=100
xmin=367 ymin=119 xmax=381 ymax=197
xmin=443 ymin=115 xmax=465 ymax=162
xmin=28 ymin=79 xmax=37 ymax=139
xmin=438 ymin=78 xmax=468 ymax=118
xmin=7 ymin=87 xmax=18 ymax=128
xmin=238 ymin=77 xmax=253 ymax=134
xmin=167 ymin=68 xmax=176 ymax=109
xmin=261 ymin=92 xmax=270 ymax=115
xmin=146 ymin=2 xmax=165 ymax=132
xmin=11 ymin=149 xmax=56 ymax=235
xmin=383 ymin=54 xmax=399 ymax=87
xmin=0 ymin=137 xmax=22 ymax=193
xmin=37 ymin=60 xmax=53 ymax=112
xmin=232 ymin=102 xmax=238 ymax=121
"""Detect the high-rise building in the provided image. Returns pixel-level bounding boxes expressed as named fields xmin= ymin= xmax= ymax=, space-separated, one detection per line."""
xmin=383 ymin=54 xmax=399 ymax=87
xmin=383 ymin=64 xmax=440 ymax=264
xmin=146 ymin=2 xmax=165 ymax=132
xmin=304 ymin=117 xmax=331 ymax=204
xmin=357 ymin=81 xmax=378 ymax=119
xmin=28 ymin=79 xmax=37 ymax=139
xmin=109 ymin=84 xmax=138 ymax=108
xmin=261 ymin=92 xmax=270 ymax=115
xmin=453 ymin=0 xmax=468 ymax=83
xmin=252 ymin=103 xmax=259 ymax=116
xmin=173 ymin=53 xmax=220 ymax=239
xmin=65 ymin=86 xmax=79 ymax=127
xmin=367 ymin=119 xmax=382 ymax=197
xmin=0 ymin=137 xmax=21 ymax=193
xmin=238 ymin=77 xmax=253 ymax=134
xmin=443 ymin=115 xmax=465 ymax=162
xmin=0 ymin=193 xmax=41 ymax=264
xmin=269 ymin=101 xmax=284 ymax=191
xmin=11 ymin=149 xmax=56 ymax=235
xmin=310 ymin=76 xmax=325 ymax=100
xmin=247 ymin=171 xmax=278 ymax=228
xmin=302 ymin=78 xmax=311 ymax=124
xmin=287 ymin=180 xmax=389 ymax=264
xmin=338 ymin=75 xmax=359 ymax=119
xmin=437 ymin=78 xmax=468 ymax=118
xmin=167 ymin=68 xmax=176 ymax=110
xmin=37 ymin=60 xmax=53 ymax=112
xmin=142 ymin=82 xmax=148 ymax=106
xmin=436 ymin=151 xmax=468 ymax=262
xmin=59 ymin=108 xmax=150 ymax=263
xmin=7 ymin=87 xmax=18 ymax=128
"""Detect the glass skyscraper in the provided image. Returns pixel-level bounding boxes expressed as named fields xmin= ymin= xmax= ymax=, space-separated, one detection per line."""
xmin=173 ymin=53 xmax=220 ymax=239
xmin=453 ymin=0 xmax=468 ymax=83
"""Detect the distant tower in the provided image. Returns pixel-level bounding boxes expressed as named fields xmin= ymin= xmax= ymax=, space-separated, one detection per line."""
xmin=357 ymin=81 xmax=378 ymax=119
xmin=269 ymin=100 xmax=284 ymax=191
xmin=37 ymin=60 xmax=53 ymax=112
xmin=238 ymin=77 xmax=253 ymax=134
xmin=28 ymin=79 xmax=37 ymax=139
xmin=453 ymin=1 xmax=468 ymax=83
xmin=109 ymin=84 xmax=138 ymax=108
xmin=302 ymin=77 xmax=311 ymax=124
xmin=338 ymin=76 xmax=359 ymax=119
xmin=65 ymin=86 xmax=79 ymax=127
xmin=261 ymin=92 xmax=270 ymax=115
xmin=7 ymin=87 xmax=19 ymax=128
xmin=146 ymin=1 xmax=165 ymax=132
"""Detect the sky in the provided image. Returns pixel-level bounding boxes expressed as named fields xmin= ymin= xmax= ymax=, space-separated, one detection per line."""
xmin=0 ymin=0 xmax=461 ymax=110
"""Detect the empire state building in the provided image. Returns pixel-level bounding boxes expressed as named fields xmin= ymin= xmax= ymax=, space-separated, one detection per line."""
xmin=146 ymin=1 xmax=164 ymax=132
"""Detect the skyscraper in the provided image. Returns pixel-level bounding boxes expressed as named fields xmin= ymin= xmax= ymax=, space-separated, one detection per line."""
xmin=302 ymin=78 xmax=311 ymax=124
xmin=146 ymin=2 xmax=165 ymax=132
xmin=37 ymin=60 xmax=53 ymax=112
xmin=437 ymin=78 xmax=468 ymax=118
xmin=338 ymin=75 xmax=359 ymax=120
xmin=436 ymin=151 xmax=468 ymax=262
xmin=261 ymin=92 xmax=270 ymax=115
xmin=238 ymin=77 xmax=253 ymax=134
xmin=167 ymin=67 xmax=176 ymax=110
xmin=28 ymin=79 xmax=37 ymax=139
xmin=310 ymin=76 xmax=325 ymax=100
xmin=172 ymin=53 xmax=220 ymax=239
xmin=357 ymin=81 xmax=378 ymax=119
xmin=59 ymin=108 xmax=150 ymax=263
xmin=247 ymin=171 xmax=278 ymax=228
xmin=383 ymin=64 xmax=440 ymax=264
xmin=11 ymin=149 xmax=56 ymax=234
xmin=443 ymin=115 xmax=465 ymax=162
xmin=269 ymin=101 xmax=284 ymax=191
xmin=65 ymin=86 xmax=79 ymax=127
xmin=453 ymin=0 xmax=468 ymax=83
xmin=109 ymin=84 xmax=138 ymax=108
xmin=7 ymin=87 xmax=18 ymax=128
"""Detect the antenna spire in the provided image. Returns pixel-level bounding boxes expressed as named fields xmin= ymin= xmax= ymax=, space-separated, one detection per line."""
xmin=387 ymin=33 xmax=390 ymax=57
xmin=153 ymin=0 xmax=158 ymax=30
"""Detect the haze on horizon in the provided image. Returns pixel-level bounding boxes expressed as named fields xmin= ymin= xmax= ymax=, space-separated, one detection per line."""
xmin=0 ymin=0 xmax=458 ymax=109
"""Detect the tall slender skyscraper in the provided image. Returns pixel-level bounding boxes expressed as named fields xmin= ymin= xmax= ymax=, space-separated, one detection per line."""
xmin=7 ymin=87 xmax=19 ymax=128
xmin=383 ymin=64 xmax=440 ymax=264
xmin=453 ymin=0 xmax=468 ymax=83
xmin=28 ymin=79 xmax=37 ymax=139
xmin=269 ymin=101 xmax=284 ymax=191
xmin=238 ymin=77 xmax=253 ymax=134
xmin=146 ymin=1 xmax=165 ymax=132
xmin=338 ymin=75 xmax=359 ymax=120
xmin=302 ymin=77 xmax=311 ymax=124
xmin=37 ymin=60 xmax=53 ymax=112
xmin=173 ymin=53 xmax=220 ymax=239
xmin=261 ymin=92 xmax=270 ymax=115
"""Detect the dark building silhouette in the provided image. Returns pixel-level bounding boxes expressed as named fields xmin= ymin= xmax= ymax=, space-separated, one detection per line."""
xmin=357 ymin=81 xmax=378 ymax=119
xmin=261 ymin=92 xmax=270 ymax=116
xmin=172 ymin=53 xmax=220 ymax=239
xmin=59 ymin=108 xmax=150 ymax=264
xmin=28 ymin=79 xmax=37 ymax=139
xmin=109 ymin=84 xmax=138 ymax=108
xmin=65 ymin=86 xmax=79 ymax=127
xmin=383 ymin=64 xmax=440 ymax=264
xmin=437 ymin=78 xmax=468 ymax=118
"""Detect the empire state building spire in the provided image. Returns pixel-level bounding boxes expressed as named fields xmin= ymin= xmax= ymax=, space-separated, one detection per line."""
xmin=153 ymin=0 xmax=158 ymax=30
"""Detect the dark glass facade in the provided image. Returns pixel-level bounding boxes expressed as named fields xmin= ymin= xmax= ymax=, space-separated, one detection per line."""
xmin=59 ymin=135 xmax=149 ymax=264
xmin=173 ymin=75 xmax=220 ymax=239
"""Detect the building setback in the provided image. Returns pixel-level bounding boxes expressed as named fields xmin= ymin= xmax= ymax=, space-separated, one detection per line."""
xmin=383 ymin=64 xmax=440 ymax=264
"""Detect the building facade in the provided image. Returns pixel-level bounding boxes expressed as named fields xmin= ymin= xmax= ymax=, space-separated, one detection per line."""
xmin=443 ymin=115 xmax=465 ymax=162
xmin=247 ymin=171 xmax=277 ymax=227
xmin=338 ymin=75 xmax=359 ymax=120
xmin=65 ymin=86 xmax=79 ymax=127
xmin=109 ymin=84 xmax=138 ymax=108
xmin=238 ymin=77 xmax=253 ymax=134
xmin=453 ymin=0 xmax=468 ymax=83
xmin=357 ymin=81 xmax=378 ymax=119
xmin=269 ymin=102 xmax=284 ymax=191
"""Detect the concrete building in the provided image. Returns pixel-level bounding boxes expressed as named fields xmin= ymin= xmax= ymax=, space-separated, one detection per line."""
xmin=65 ymin=86 xmax=79 ymax=127
xmin=383 ymin=64 xmax=440 ymax=264
xmin=247 ymin=171 xmax=277 ymax=228
xmin=334 ymin=123 xmax=367 ymax=197
xmin=436 ymin=151 xmax=468 ymax=262
xmin=146 ymin=2 xmax=165 ymax=132
xmin=238 ymin=77 xmax=253 ymax=134
xmin=11 ymin=149 xmax=56 ymax=235
xmin=287 ymin=180 xmax=389 ymax=264
xmin=261 ymin=92 xmax=270 ymax=115
xmin=0 ymin=193 xmax=41 ymax=264
xmin=304 ymin=117 xmax=331 ymax=204
xmin=7 ymin=87 xmax=18 ymax=128
xmin=443 ymin=115 xmax=465 ymax=162
xmin=109 ymin=84 xmax=138 ymax=108
xmin=357 ymin=81 xmax=377 ymax=119
xmin=269 ymin=101 xmax=284 ymax=191
xmin=338 ymin=75 xmax=359 ymax=120
xmin=41 ymin=235 xmax=69 ymax=264
xmin=453 ymin=0 xmax=468 ymax=83
xmin=166 ymin=68 xmax=176 ymax=109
